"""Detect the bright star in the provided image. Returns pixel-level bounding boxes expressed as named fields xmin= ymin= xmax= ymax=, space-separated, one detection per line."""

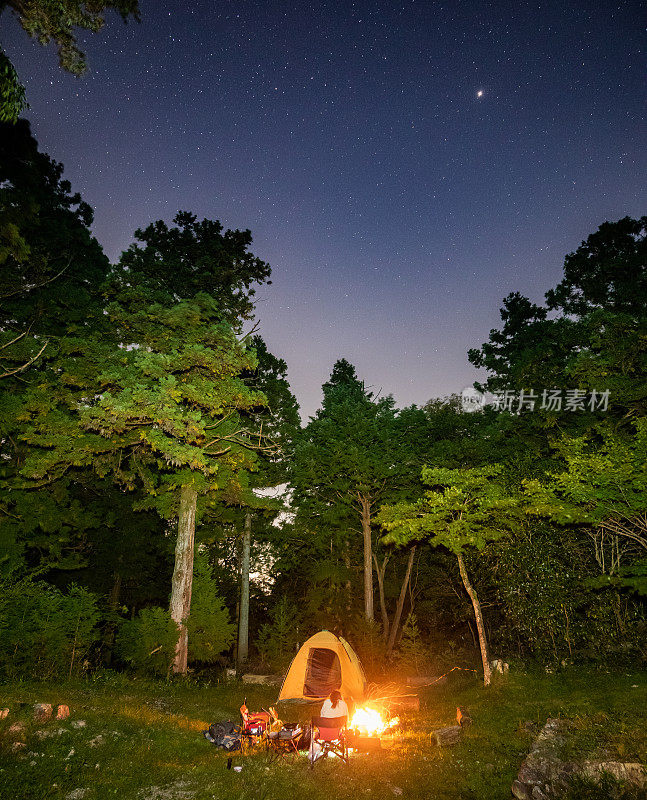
xmin=476 ymin=89 xmax=484 ymax=98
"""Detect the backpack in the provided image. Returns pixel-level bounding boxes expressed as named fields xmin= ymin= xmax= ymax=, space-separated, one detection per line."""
xmin=204 ymin=721 xmax=241 ymax=751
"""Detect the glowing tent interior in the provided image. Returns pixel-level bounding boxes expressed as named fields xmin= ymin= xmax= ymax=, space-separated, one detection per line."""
xmin=277 ymin=631 xmax=367 ymax=703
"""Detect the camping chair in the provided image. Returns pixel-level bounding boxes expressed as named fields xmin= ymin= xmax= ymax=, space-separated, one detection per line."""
xmin=239 ymin=702 xmax=273 ymax=753
xmin=309 ymin=715 xmax=348 ymax=767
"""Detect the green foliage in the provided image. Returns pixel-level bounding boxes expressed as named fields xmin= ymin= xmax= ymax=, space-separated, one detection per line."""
xmin=546 ymin=216 xmax=647 ymax=317
xmin=0 ymin=51 xmax=27 ymax=123
xmin=378 ymin=465 xmax=522 ymax=555
xmin=346 ymin=615 xmax=385 ymax=678
xmin=117 ymin=211 xmax=271 ymax=326
xmin=0 ymin=579 xmax=100 ymax=679
xmin=395 ymin=613 xmax=428 ymax=674
xmin=186 ymin=553 xmax=235 ymax=663
xmin=115 ymin=607 xmax=177 ymax=676
xmin=1 ymin=1 xmax=139 ymax=120
xmin=256 ymin=596 xmax=302 ymax=673
xmin=524 ymin=423 xmax=647 ymax=535
xmin=487 ymin=527 xmax=586 ymax=661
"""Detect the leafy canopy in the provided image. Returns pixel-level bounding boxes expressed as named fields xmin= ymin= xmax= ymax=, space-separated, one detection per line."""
xmin=378 ymin=466 xmax=523 ymax=555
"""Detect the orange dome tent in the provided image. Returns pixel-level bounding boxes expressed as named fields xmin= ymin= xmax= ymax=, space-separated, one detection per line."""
xmin=277 ymin=630 xmax=367 ymax=703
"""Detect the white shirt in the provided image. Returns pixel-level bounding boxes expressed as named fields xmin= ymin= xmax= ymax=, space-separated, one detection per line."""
xmin=320 ymin=698 xmax=349 ymax=719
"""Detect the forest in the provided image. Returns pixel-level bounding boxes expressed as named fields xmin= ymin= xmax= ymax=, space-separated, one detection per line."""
xmin=1 ymin=118 xmax=646 ymax=688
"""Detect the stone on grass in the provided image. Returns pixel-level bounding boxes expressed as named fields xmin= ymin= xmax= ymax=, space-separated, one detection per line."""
xmin=71 ymin=720 xmax=86 ymax=729
xmin=8 ymin=721 xmax=26 ymax=738
xmin=0 ymin=707 xmax=9 ymax=719
xmin=56 ymin=705 xmax=70 ymax=720
xmin=11 ymin=740 xmax=26 ymax=752
xmin=582 ymin=761 xmax=647 ymax=788
xmin=241 ymin=673 xmax=281 ymax=685
xmin=34 ymin=703 xmax=53 ymax=722
xmin=65 ymin=789 xmax=88 ymax=800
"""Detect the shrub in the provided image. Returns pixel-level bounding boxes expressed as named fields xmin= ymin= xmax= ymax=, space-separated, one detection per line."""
xmin=346 ymin=614 xmax=386 ymax=678
xmin=395 ymin=613 xmax=429 ymax=675
xmin=187 ymin=552 xmax=235 ymax=664
xmin=115 ymin=607 xmax=178 ymax=676
xmin=256 ymin=596 xmax=302 ymax=673
xmin=0 ymin=578 xmax=100 ymax=680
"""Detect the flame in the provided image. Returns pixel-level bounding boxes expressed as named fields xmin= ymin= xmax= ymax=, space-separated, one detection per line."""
xmin=349 ymin=706 xmax=400 ymax=736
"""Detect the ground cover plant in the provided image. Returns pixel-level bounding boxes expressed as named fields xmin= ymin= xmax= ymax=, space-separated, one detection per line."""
xmin=1 ymin=668 xmax=645 ymax=800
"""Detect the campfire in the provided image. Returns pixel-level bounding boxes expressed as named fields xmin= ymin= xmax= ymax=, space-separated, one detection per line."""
xmin=349 ymin=706 xmax=400 ymax=737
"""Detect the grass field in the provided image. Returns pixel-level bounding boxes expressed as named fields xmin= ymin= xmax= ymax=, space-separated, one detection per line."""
xmin=1 ymin=667 xmax=646 ymax=800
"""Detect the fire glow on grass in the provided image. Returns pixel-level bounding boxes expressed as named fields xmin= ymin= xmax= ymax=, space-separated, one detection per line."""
xmin=349 ymin=706 xmax=400 ymax=736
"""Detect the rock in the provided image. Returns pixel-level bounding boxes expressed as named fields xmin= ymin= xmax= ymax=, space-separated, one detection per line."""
xmin=65 ymin=790 xmax=88 ymax=800
xmin=11 ymin=741 xmax=26 ymax=752
xmin=56 ymin=705 xmax=70 ymax=720
xmin=8 ymin=721 xmax=26 ymax=738
xmin=71 ymin=720 xmax=86 ymax=729
xmin=432 ymin=725 xmax=463 ymax=746
xmin=582 ymin=761 xmax=647 ymax=788
xmin=241 ymin=674 xmax=281 ymax=685
xmin=89 ymin=735 xmax=104 ymax=747
xmin=224 ymin=668 xmax=236 ymax=680
xmin=491 ymin=659 xmax=509 ymax=674
xmin=34 ymin=703 xmax=53 ymax=722
xmin=0 ymin=708 xmax=9 ymax=719
xmin=512 ymin=719 xmax=573 ymax=800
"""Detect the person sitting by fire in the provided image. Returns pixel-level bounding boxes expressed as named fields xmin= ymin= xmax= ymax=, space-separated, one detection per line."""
xmin=320 ymin=689 xmax=348 ymax=720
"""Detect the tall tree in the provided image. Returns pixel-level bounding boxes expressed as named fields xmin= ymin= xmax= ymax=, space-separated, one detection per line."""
xmin=234 ymin=335 xmax=299 ymax=667
xmin=291 ymin=361 xmax=434 ymax=628
xmin=17 ymin=210 xmax=273 ymax=673
xmin=378 ymin=466 xmax=524 ymax=686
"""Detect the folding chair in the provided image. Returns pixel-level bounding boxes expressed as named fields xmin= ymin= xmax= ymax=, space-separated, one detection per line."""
xmin=239 ymin=702 xmax=273 ymax=754
xmin=309 ymin=715 xmax=348 ymax=767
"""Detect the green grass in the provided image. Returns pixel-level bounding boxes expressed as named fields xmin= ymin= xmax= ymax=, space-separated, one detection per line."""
xmin=0 ymin=667 xmax=645 ymax=800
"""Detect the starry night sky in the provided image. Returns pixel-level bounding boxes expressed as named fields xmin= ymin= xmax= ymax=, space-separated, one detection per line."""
xmin=3 ymin=0 xmax=645 ymax=418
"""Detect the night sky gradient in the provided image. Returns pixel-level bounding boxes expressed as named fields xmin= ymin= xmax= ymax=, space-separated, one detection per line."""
xmin=3 ymin=0 xmax=645 ymax=418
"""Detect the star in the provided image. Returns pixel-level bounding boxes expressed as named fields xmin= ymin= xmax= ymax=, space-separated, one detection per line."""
xmin=476 ymin=89 xmax=484 ymax=98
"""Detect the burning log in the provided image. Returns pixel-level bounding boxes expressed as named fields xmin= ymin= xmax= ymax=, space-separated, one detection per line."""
xmin=432 ymin=725 xmax=463 ymax=747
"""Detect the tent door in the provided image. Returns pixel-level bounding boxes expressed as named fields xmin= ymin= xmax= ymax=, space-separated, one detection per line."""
xmin=303 ymin=647 xmax=342 ymax=697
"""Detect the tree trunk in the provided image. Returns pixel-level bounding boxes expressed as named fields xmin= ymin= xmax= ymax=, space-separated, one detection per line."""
xmin=386 ymin=545 xmax=416 ymax=658
xmin=344 ymin=542 xmax=352 ymax=612
xmin=169 ymin=484 xmax=198 ymax=674
xmin=102 ymin=568 xmax=122 ymax=665
xmin=373 ymin=554 xmax=390 ymax=640
xmin=360 ymin=497 xmax=374 ymax=621
xmin=237 ymin=511 xmax=252 ymax=668
xmin=456 ymin=551 xmax=491 ymax=687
